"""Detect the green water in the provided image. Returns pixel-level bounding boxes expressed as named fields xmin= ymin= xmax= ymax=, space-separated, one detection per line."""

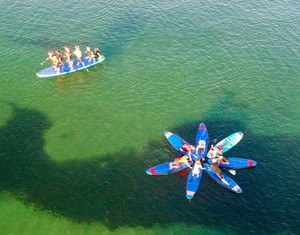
xmin=0 ymin=0 xmax=299 ymax=234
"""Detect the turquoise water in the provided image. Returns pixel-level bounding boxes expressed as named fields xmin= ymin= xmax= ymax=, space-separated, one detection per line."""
xmin=0 ymin=0 xmax=299 ymax=234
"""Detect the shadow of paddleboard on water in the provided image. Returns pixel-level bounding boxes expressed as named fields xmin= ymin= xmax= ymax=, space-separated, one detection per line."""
xmin=0 ymin=104 xmax=298 ymax=235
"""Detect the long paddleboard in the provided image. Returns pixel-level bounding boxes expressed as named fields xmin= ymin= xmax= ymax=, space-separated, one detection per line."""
xmin=213 ymin=132 xmax=243 ymax=154
xmin=185 ymin=123 xmax=208 ymax=199
xmin=164 ymin=131 xmax=201 ymax=161
xmin=196 ymin=123 xmax=209 ymax=158
xmin=204 ymin=163 xmax=242 ymax=193
xmin=186 ymin=161 xmax=203 ymax=200
xmin=146 ymin=156 xmax=193 ymax=175
xmin=164 ymin=131 xmax=190 ymax=155
xmin=36 ymin=55 xmax=105 ymax=78
xmin=208 ymin=157 xmax=257 ymax=169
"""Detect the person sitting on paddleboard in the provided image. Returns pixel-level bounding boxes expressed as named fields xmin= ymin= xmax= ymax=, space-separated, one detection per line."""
xmin=51 ymin=54 xmax=60 ymax=73
xmin=207 ymin=145 xmax=229 ymax=164
xmin=85 ymin=47 xmax=94 ymax=62
xmin=180 ymin=144 xmax=200 ymax=161
xmin=93 ymin=48 xmax=101 ymax=62
xmin=170 ymin=155 xmax=192 ymax=169
xmin=55 ymin=49 xmax=64 ymax=70
xmin=74 ymin=45 xmax=85 ymax=67
xmin=196 ymin=140 xmax=206 ymax=162
xmin=207 ymin=145 xmax=219 ymax=158
xmin=64 ymin=46 xmax=73 ymax=70
xmin=192 ymin=160 xmax=203 ymax=177
xmin=207 ymin=145 xmax=224 ymax=158
xmin=217 ymin=154 xmax=229 ymax=164
xmin=210 ymin=158 xmax=229 ymax=185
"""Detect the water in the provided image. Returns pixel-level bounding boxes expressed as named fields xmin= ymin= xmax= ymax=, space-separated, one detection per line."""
xmin=0 ymin=0 xmax=299 ymax=234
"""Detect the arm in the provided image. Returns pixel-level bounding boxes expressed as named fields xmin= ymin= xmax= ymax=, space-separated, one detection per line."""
xmin=184 ymin=158 xmax=193 ymax=169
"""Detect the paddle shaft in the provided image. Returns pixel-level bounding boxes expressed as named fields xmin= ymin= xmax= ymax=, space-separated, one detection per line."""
xmin=41 ymin=59 xmax=47 ymax=65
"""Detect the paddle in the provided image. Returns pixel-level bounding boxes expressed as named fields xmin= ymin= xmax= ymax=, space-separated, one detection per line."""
xmin=77 ymin=59 xmax=89 ymax=73
xmin=226 ymin=169 xmax=236 ymax=175
xmin=41 ymin=59 xmax=47 ymax=66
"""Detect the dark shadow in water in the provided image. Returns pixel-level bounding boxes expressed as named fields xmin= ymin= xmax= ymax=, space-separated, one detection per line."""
xmin=8 ymin=36 xmax=66 ymax=50
xmin=0 ymin=104 xmax=298 ymax=235
xmin=94 ymin=10 xmax=148 ymax=60
xmin=8 ymin=9 xmax=147 ymax=58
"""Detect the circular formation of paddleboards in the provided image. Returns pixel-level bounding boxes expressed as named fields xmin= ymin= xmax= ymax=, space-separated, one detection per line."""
xmin=146 ymin=122 xmax=257 ymax=200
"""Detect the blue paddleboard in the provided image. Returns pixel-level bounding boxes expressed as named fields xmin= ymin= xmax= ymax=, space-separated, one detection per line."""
xmin=146 ymin=156 xmax=193 ymax=175
xmin=185 ymin=123 xmax=209 ymax=199
xmin=204 ymin=163 xmax=242 ymax=193
xmin=196 ymin=123 xmax=209 ymax=158
xmin=164 ymin=131 xmax=200 ymax=160
xmin=208 ymin=157 xmax=257 ymax=169
xmin=164 ymin=131 xmax=190 ymax=155
xmin=36 ymin=55 xmax=105 ymax=78
xmin=186 ymin=161 xmax=203 ymax=200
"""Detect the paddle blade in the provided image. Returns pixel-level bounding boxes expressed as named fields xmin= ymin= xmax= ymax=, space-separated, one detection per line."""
xmin=228 ymin=169 xmax=236 ymax=175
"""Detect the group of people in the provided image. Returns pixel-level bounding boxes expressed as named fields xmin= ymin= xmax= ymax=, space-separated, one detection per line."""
xmin=172 ymin=141 xmax=230 ymax=184
xmin=44 ymin=46 xmax=102 ymax=73
xmin=169 ymin=140 xmax=207 ymax=177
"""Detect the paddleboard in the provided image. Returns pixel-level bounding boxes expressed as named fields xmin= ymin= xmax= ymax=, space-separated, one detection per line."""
xmin=164 ymin=131 xmax=201 ymax=161
xmin=213 ymin=132 xmax=243 ymax=154
xmin=196 ymin=123 xmax=209 ymax=158
xmin=208 ymin=157 xmax=257 ymax=169
xmin=146 ymin=155 xmax=193 ymax=175
xmin=36 ymin=55 xmax=105 ymax=78
xmin=186 ymin=161 xmax=203 ymax=200
xmin=164 ymin=131 xmax=192 ymax=155
xmin=204 ymin=163 xmax=242 ymax=193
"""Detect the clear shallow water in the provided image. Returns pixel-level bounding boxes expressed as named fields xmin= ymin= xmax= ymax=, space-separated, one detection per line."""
xmin=0 ymin=0 xmax=299 ymax=234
